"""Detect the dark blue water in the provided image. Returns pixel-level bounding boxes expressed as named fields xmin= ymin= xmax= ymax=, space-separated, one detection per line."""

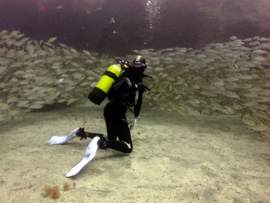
xmin=0 ymin=0 xmax=270 ymax=54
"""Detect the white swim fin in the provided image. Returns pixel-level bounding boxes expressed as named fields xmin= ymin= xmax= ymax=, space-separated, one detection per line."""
xmin=48 ymin=128 xmax=79 ymax=145
xmin=66 ymin=136 xmax=100 ymax=177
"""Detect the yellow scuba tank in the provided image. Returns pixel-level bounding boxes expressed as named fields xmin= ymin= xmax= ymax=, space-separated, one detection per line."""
xmin=88 ymin=63 xmax=128 ymax=105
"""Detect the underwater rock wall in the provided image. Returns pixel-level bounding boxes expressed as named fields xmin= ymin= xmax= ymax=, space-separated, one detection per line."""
xmin=1 ymin=30 xmax=270 ymax=136
xmin=131 ymin=37 xmax=270 ymax=135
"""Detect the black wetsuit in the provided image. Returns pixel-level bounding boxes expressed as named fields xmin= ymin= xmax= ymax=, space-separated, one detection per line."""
xmin=83 ymin=69 xmax=145 ymax=153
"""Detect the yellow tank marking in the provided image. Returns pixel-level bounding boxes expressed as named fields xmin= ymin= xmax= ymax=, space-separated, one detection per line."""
xmin=95 ymin=64 xmax=123 ymax=94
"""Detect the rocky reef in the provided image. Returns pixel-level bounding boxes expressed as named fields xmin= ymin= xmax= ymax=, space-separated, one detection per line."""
xmin=0 ymin=30 xmax=270 ymax=136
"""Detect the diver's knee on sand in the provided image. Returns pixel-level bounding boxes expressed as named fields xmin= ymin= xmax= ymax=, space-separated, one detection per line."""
xmin=98 ymin=138 xmax=133 ymax=153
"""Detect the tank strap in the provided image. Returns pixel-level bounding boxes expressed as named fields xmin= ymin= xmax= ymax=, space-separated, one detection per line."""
xmin=103 ymin=70 xmax=118 ymax=81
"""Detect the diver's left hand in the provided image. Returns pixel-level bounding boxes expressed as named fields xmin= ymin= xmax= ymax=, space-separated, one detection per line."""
xmin=129 ymin=118 xmax=138 ymax=130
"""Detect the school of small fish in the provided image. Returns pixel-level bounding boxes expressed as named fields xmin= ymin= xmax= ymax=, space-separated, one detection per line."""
xmin=0 ymin=30 xmax=270 ymax=136
xmin=0 ymin=30 xmax=113 ymax=122
xmin=128 ymin=36 xmax=270 ymax=135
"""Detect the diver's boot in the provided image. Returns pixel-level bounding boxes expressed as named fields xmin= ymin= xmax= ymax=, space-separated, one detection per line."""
xmin=75 ymin=128 xmax=88 ymax=140
xmin=97 ymin=136 xmax=108 ymax=149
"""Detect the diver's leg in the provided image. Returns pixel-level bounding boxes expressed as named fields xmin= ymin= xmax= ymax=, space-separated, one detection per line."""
xmin=115 ymin=117 xmax=133 ymax=153
xmin=76 ymin=128 xmax=104 ymax=140
xmin=104 ymin=102 xmax=118 ymax=141
xmin=103 ymin=101 xmax=133 ymax=153
xmin=106 ymin=120 xmax=133 ymax=153
xmin=76 ymin=127 xmax=104 ymax=140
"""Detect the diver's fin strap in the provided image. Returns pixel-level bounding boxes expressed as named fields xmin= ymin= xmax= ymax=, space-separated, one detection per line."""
xmin=103 ymin=71 xmax=118 ymax=81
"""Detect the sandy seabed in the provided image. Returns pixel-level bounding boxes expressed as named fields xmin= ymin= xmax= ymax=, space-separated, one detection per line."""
xmin=0 ymin=102 xmax=270 ymax=203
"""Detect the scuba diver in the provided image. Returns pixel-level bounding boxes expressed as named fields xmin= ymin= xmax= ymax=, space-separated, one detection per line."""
xmin=76 ymin=55 xmax=149 ymax=153
xmin=48 ymin=56 xmax=149 ymax=177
